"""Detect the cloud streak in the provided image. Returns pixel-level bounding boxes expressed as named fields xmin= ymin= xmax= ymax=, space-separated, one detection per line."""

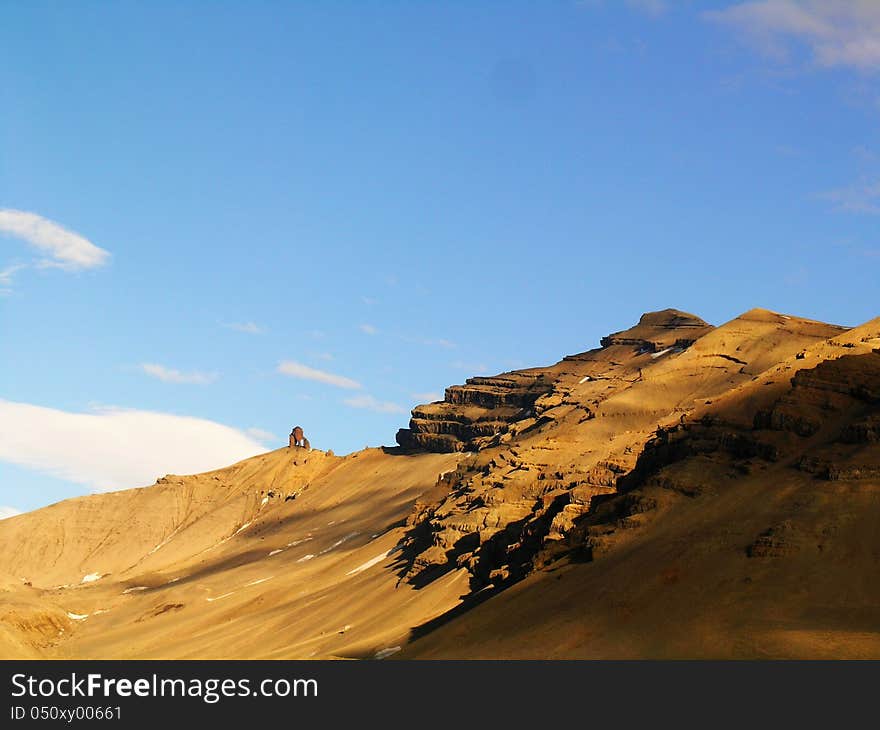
xmin=403 ymin=335 xmax=457 ymax=349
xmin=706 ymin=1 xmax=880 ymax=70
xmin=343 ymin=394 xmax=406 ymax=414
xmin=0 ymin=506 xmax=22 ymax=521
xmin=0 ymin=263 xmax=27 ymax=285
xmin=0 ymin=209 xmax=110 ymax=270
xmin=277 ymin=360 xmax=362 ymax=389
xmin=0 ymin=400 xmax=266 ymax=493
xmin=245 ymin=427 xmax=277 ymax=444
xmin=140 ymin=363 xmax=218 ymax=385
xmin=359 ymin=324 xmax=378 ymax=335
xmin=223 ymin=321 xmax=266 ymax=335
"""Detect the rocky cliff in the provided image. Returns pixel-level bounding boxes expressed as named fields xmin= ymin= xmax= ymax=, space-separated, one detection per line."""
xmin=396 ymin=308 xmax=855 ymax=590
xmin=395 ymin=309 xmax=713 ymax=454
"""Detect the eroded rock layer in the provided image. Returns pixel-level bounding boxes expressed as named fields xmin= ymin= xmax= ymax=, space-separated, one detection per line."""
xmin=397 ymin=308 xmax=858 ymax=589
xmin=396 ymin=309 xmax=713 ymax=454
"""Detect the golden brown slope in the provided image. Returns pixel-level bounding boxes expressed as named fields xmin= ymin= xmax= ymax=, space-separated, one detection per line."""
xmin=401 ymin=316 xmax=880 ymax=658
xmin=1 ymin=308 xmax=877 ymax=659
xmin=396 ymin=308 xmax=846 ymax=589
xmin=0 ymin=446 xmax=465 ymax=658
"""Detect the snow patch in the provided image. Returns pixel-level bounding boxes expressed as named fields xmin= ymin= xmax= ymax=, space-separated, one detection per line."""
xmin=296 ymin=554 xmax=316 ymax=563
xmin=122 ymin=586 xmax=148 ymax=594
xmin=374 ymin=646 xmax=401 ymax=660
xmin=578 ymin=376 xmax=591 ymax=383
xmin=81 ymin=573 xmax=103 ymax=584
xmin=245 ymin=577 xmax=272 ymax=587
xmin=260 ymin=496 xmax=269 ymax=508
xmin=269 ymin=549 xmax=284 ymax=557
xmin=346 ymin=547 xmax=402 ymax=576
xmin=232 ymin=521 xmax=252 ymax=536
xmin=147 ymin=525 xmax=183 ymax=556
xmin=319 ymin=532 xmax=360 ymax=555
xmin=287 ymin=536 xmax=313 ymax=547
xmin=206 ymin=592 xmax=235 ymax=602
xmin=67 ymin=612 xmax=89 ymax=621
xmin=650 ymin=348 xmax=672 ymax=359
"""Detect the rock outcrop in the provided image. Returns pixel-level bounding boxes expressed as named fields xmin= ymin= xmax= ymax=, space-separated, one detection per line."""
xmin=396 ymin=309 xmax=713 ymax=454
xmin=598 ymin=308 xmax=712 ymax=350
xmin=396 ymin=371 xmax=556 ymax=452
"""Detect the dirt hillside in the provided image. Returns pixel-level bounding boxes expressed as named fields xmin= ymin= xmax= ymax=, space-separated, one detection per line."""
xmin=2 ymin=308 xmax=878 ymax=659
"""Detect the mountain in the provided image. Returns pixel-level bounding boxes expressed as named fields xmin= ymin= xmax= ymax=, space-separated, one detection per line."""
xmin=1 ymin=308 xmax=879 ymax=659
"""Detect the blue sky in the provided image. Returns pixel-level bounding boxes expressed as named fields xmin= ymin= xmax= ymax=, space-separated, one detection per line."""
xmin=1 ymin=1 xmax=878 ymax=515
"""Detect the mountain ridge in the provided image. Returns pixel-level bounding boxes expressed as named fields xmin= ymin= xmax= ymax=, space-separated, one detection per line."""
xmin=2 ymin=306 xmax=879 ymax=659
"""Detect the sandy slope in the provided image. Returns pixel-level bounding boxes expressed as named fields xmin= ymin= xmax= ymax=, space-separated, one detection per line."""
xmin=0 ymin=447 xmax=465 ymax=658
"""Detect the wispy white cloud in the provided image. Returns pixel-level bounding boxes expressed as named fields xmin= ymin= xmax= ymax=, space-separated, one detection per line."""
xmin=277 ymin=360 xmax=362 ymax=389
xmin=411 ymin=391 xmax=443 ymax=403
xmin=706 ymin=1 xmax=880 ymax=70
xmin=0 ymin=209 xmax=110 ymax=270
xmin=245 ymin=427 xmax=277 ymax=444
xmin=361 ymin=296 xmax=377 ymax=305
xmin=818 ymin=179 xmax=880 ymax=213
xmin=309 ymin=351 xmax=334 ymax=361
xmin=223 ymin=321 xmax=266 ymax=335
xmin=0 ymin=506 xmax=22 ymax=521
xmin=140 ymin=363 xmax=218 ymax=385
xmin=0 ymin=263 xmax=25 ymax=296
xmin=403 ymin=335 xmax=457 ymax=349
xmin=343 ymin=394 xmax=406 ymax=414
xmin=359 ymin=324 xmax=378 ymax=335
xmin=0 ymin=263 xmax=27 ymax=286
xmin=0 ymin=400 xmax=266 ymax=492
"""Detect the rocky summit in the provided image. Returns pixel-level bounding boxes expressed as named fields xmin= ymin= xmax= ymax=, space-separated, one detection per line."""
xmin=2 ymin=308 xmax=879 ymax=659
